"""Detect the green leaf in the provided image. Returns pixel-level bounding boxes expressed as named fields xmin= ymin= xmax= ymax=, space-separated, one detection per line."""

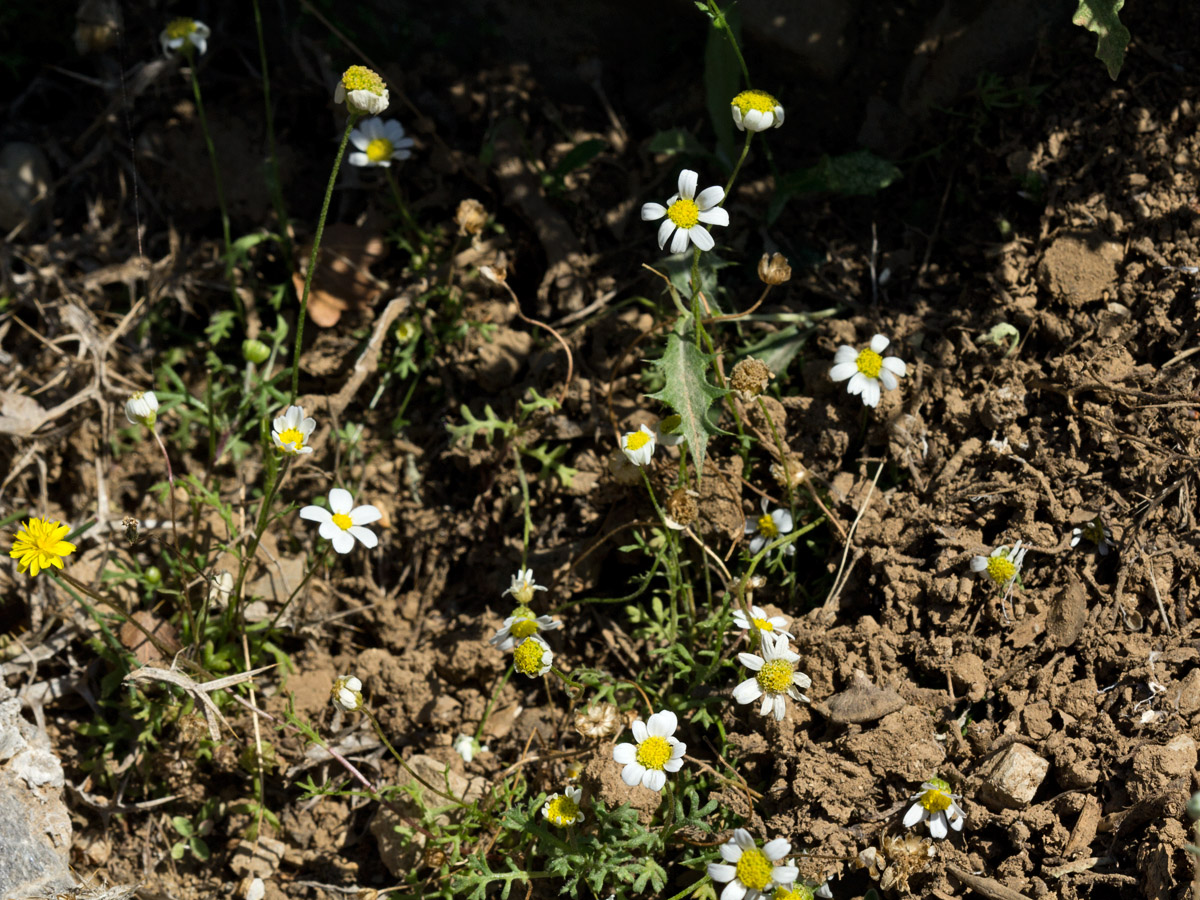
xmin=646 ymin=334 xmax=729 ymax=484
xmin=205 ymin=309 xmax=237 ymax=346
xmin=170 ymin=842 xmax=186 ymax=860
xmin=552 ymin=139 xmax=607 ymax=178
xmin=1072 ymin=0 xmax=1130 ymax=80
xmin=189 ymin=835 xmax=211 ymax=861
xmin=703 ymin=6 xmax=741 ymax=166
xmin=769 ymin=151 xmax=902 ymax=223
xmin=171 ymin=816 xmax=194 ymax=837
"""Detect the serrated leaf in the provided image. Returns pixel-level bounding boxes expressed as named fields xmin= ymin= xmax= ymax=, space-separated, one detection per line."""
xmin=1072 ymin=0 xmax=1130 ymax=80
xmin=646 ymin=334 xmax=729 ymax=485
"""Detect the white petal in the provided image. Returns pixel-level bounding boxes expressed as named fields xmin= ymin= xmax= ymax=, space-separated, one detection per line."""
xmin=793 ymin=671 xmax=812 ymax=689
xmin=350 ymin=131 xmax=370 ymax=151
xmin=733 ymin=829 xmax=756 ymax=851
xmin=882 ymin=356 xmax=907 ymax=377
xmin=772 ymin=509 xmax=793 ymax=532
xmin=737 ymin=653 xmax=765 ymax=671
xmin=708 ymin=864 xmax=737 ymax=884
xmin=749 ymin=536 xmax=765 ymax=554
xmin=631 ymin=719 xmax=648 ymax=743
xmin=657 ymin=219 xmax=675 ymax=250
xmin=829 ymin=362 xmax=858 ymax=383
xmin=663 ymin=756 xmax=684 ymax=773
xmin=929 ymin=812 xmax=948 ymax=840
xmin=382 ymin=120 xmax=406 ymax=141
xmin=695 ymin=186 xmax=725 ymax=210
xmin=299 ymin=505 xmax=331 ymax=523
xmin=772 ymin=865 xmax=799 ymax=885
xmin=620 ymin=762 xmax=645 ymax=787
xmin=670 ymin=740 xmax=686 ymax=758
xmin=328 ymin=488 xmax=353 ymax=514
xmin=719 ymin=840 xmax=743 ymax=862
xmin=860 ymin=379 xmax=881 ymax=407
xmin=677 ymin=169 xmax=698 ymax=200
xmin=733 ymin=679 xmax=762 ymax=705
xmin=745 ymin=109 xmax=766 ymax=131
xmin=879 ymin=368 xmax=898 ymax=391
xmin=642 ymin=202 xmax=667 ymax=221
xmin=869 ymin=334 xmax=890 ymax=353
xmin=349 ymin=526 xmax=377 ymax=548
xmin=689 ymin=225 xmax=715 ymax=252
xmin=721 ymin=882 xmax=748 ymax=900
xmin=348 ymin=152 xmax=371 ymax=167
xmin=647 ymin=710 xmax=677 ymax=737
xmin=643 ymin=769 xmax=666 ymax=791
xmin=774 ymin=107 xmax=785 ymax=127
xmin=763 ymin=838 xmax=790 ymax=861
xmin=970 ymin=556 xmax=988 ymax=571
xmin=732 ymin=610 xmax=751 ymax=628
xmin=613 ymin=743 xmax=637 ymax=764
xmin=833 ymin=345 xmax=857 ymax=364
xmin=318 ymin=520 xmax=341 ymax=541
xmin=698 ymin=206 xmax=729 ymax=228
xmin=759 ymin=695 xmax=775 ymax=717
xmin=902 ymin=803 xmax=925 ymax=828
xmin=331 ymin=530 xmax=355 ymax=554
xmin=350 ymin=504 xmax=382 ymax=525
xmin=846 ymin=372 xmax=867 ymax=396
xmin=669 ymin=227 xmax=690 ymax=254
xmin=772 ymin=695 xmax=786 ymax=720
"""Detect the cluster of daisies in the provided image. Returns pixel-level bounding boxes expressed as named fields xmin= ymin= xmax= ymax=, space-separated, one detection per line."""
xmin=488 ymin=569 xmax=563 ymax=679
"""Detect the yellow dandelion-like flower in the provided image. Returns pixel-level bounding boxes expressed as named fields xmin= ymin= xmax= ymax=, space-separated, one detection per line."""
xmin=10 ymin=517 xmax=77 ymax=577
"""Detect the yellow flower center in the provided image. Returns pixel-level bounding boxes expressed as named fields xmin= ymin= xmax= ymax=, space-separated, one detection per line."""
xmin=341 ymin=65 xmax=385 ymax=96
xmin=366 ymin=138 xmax=394 ymax=162
xmin=510 ymin=617 xmax=539 ymax=640
xmin=545 ymin=794 xmax=580 ymax=826
xmin=10 ymin=517 xmax=77 ymax=577
xmin=921 ymin=787 xmax=953 ymax=813
xmin=666 ymin=198 xmax=700 ymax=229
xmin=856 ymin=347 xmax=883 ymax=378
xmin=774 ymin=887 xmax=815 ymax=900
xmin=513 ymin=638 xmax=546 ymax=675
xmin=635 ymin=735 xmax=672 ymax=771
xmin=395 ymin=320 xmax=418 ymax=342
xmin=166 ymin=18 xmax=196 ymax=40
xmin=756 ymin=514 xmax=779 ymax=538
xmin=626 ymin=431 xmax=651 ymax=451
xmin=986 ymin=555 xmax=1016 ymax=587
xmin=278 ymin=427 xmax=305 ymax=451
xmin=732 ymin=89 xmax=779 ymax=115
xmin=331 ymin=512 xmax=353 ymax=531
xmin=735 ymin=848 xmax=773 ymax=892
xmin=752 ymin=617 xmax=775 ymax=633
xmin=757 ymin=658 xmax=795 ymax=694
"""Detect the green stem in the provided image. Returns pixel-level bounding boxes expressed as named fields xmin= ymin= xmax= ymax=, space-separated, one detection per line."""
xmin=550 ymin=667 xmax=584 ymax=694
xmin=232 ymin=455 xmax=290 ymax=617
xmin=363 ymin=708 xmax=465 ymax=806
xmin=722 ymin=130 xmax=753 ymax=205
xmin=292 ymin=116 xmax=358 ymax=401
xmin=187 ymin=52 xmax=243 ymax=324
xmin=707 ymin=0 xmax=751 ymax=86
xmin=513 ymin=446 xmax=532 ymax=569
xmin=251 ymin=0 xmax=293 ymax=272
xmin=475 ymin=664 xmax=514 ymax=743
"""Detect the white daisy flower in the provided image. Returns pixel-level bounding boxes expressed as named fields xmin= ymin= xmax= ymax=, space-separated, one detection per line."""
xmin=489 ymin=606 xmax=563 ymax=652
xmin=272 ymin=405 xmax=316 ymax=455
xmin=541 ymin=786 xmax=585 ymax=826
xmin=612 ymin=709 xmax=686 ymax=792
xmin=745 ymin=497 xmax=795 ymax=556
xmin=1071 ymin=517 xmax=1113 ymax=556
xmin=828 ymin=334 xmax=907 ymax=408
xmin=733 ymin=631 xmax=811 ymax=721
xmin=331 ymin=674 xmax=362 ymax=711
xmin=453 ymin=733 xmax=486 ymax=763
xmin=348 ymin=117 xmax=415 ymax=167
xmin=512 ymin=634 xmax=553 ymax=677
xmin=621 ymin=424 xmax=657 ymax=467
xmin=902 ymin=777 xmax=965 ymax=839
xmin=335 ymin=65 xmax=389 ymax=116
xmin=970 ymin=540 xmax=1027 ymax=592
xmin=641 ymin=169 xmax=729 ymax=254
xmin=299 ymin=488 xmax=382 ymax=554
xmin=731 ymin=89 xmax=785 ymax=132
xmin=160 ymin=17 xmax=209 ymax=56
xmin=502 ymin=567 xmax=548 ymax=605
xmin=707 ymin=828 xmax=799 ymax=900
xmin=732 ymin=604 xmax=794 ymax=641
xmin=656 ymin=414 xmax=686 ymax=447
xmin=124 ymin=390 xmax=159 ymax=427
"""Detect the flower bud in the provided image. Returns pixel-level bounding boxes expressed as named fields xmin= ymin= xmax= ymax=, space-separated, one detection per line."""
xmin=331 ymin=674 xmax=363 ymax=711
xmin=124 ymin=390 xmax=159 ymax=427
xmin=455 ymin=198 xmax=488 ymax=236
xmin=242 ymin=339 xmax=270 ymax=364
xmin=758 ymin=252 xmax=792 ymax=285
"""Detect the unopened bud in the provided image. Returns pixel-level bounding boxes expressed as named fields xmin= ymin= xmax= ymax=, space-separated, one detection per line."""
xmin=242 ymin=339 xmax=270 ymax=364
xmin=758 ymin=252 xmax=792 ymax=285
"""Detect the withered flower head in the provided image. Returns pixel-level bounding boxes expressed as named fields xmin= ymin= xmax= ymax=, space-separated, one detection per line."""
xmin=730 ymin=357 xmax=773 ymax=397
xmin=574 ymin=702 xmax=621 ymax=739
xmin=666 ymin=488 xmax=699 ymax=529
xmin=758 ymin=251 xmax=792 ymax=285
xmin=456 ymin=198 xmax=488 ymax=236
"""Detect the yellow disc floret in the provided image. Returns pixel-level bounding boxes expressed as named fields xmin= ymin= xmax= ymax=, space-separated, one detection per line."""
xmin=635 ymin=735 xmax=672 ymax=771
xmin=10 ymin=518 xmax=77 ymax=577
xmin=774 ymin=887 xmax=816 ymax=900
xmin=366 ymin=138 xmax=394 ymax=163
xmin=513 ymin=638 xmax=546 ymax=675
xmin=756 ymin=514 xmax=779 ymax=538
xmin=855 ymin=347 xmax=883 ymax=378
xmin=626 ymin=430 xmax=651 ymax=451
xmin=165 ymin=18 xmax=197 ymax=40
xmin=986 ymin=555 xmax=1016 ymax=587
xmin=732 ymin=89 xmax=779 ymax=115
xmin=666 ymin=198 xmax=700 ymax=229
xmin=510 ymin=617 xmax=539 ymax=640
xmin=921 ymin=779 xmax=954 ymax=813
xmin=752 ymin=616 xmax=775 ymax=633
xmin=757 ymin=659 xmax=795 ymax=694
xmin=544 ymin=794 xmax=581 ymax=826
xmin=331 ymin=512 xmax=353 ymax=531
xmin=278 ymin=427 xmax=305 ymax=451
xmin=341 ymin=65 xmax=385 ymax=96
xmin=734 ymin=848 xmax=773 ymax=892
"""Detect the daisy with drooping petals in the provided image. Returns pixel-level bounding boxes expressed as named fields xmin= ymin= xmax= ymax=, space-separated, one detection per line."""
xmin=512 ymin=634 xmax=553 ymax=677
xmin=745 ymin=497 xmax=795 ymax=557
xmin=348 ymin=117 xmax=415 ymax=167
xmin=732 ymin=604 xmax=794 ymax=641
xmin=160 ymin=17 xmax=210 ymax=56
xmin=707 ymin=828 xmax=799 ymax=900
xmin=1071 ymin=516 xmax=1113 ymax=556
xmin=621 ymin=424 xmax=657 ymax=467
xmin=489 ymin=607 xmax=563 ymax=652
xmin=335 ymin=65 xmax=389 ymax=116
xmin=125 ymin=390 xmax=159 ymax=427
xmin=331 ymin=674 xmax=362 ymax=711
xmin=731 ymin=89 xmax=785 ymax=132
xmin=829 ymin=334 xmax=907 ymax=408
xmin=773 ymin=880 xmax=833 ymax=900
xmin=272 ymin=405 xmax=316 ymax=455
xmin=10 ymin=518 xmax=77 ymax=577
xmin=734 ymin=631 xmax=811 ymax=721
xmin=612 ymin=710 xmax=686 ymax=792
xmin=641 ymin=169 xmax=729 ymax=254
xmin=970 ymin=541 xmax=1027 ymax=593
xmin=502 ymin=567 xmax=547 ymax=605
xmin=902 ymin=777 xmax=965 ymax=839
xmin=299 ymin=488 xmax=381 ymax=554
xmin=542 ymin=786 xmax=585 ymax=826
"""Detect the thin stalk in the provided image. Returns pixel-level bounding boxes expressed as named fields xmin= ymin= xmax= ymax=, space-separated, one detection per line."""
xmin=269 ymin=544 xmax=331 ymax=631
xmin=384 ymin=168 xmax=420 ymax=236
xmin=475 ymin=664 xmax=514 ymax=743
xmin=251 ymin=0 xmax=293 ymax=271
xmin=706 ymin=0 xmax=751 ymax=85
xmin=150 ymin=426 xmax=196 ymax=643
xmin=722 ymin=130 xmax=753 ymax=205
xmin=292 ymin=116 xmax=358 ymax=401
xmin=513 ymin=446 xmax=532 ymax=568
xmin=363 ymin=708 xmax=466 ymax=805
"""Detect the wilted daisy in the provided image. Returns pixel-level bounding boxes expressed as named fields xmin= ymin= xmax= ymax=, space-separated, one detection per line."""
xmin=732 ymin=604 xmax=794 ymax=641
xmin=829 ymin=334 xmax=907 ymax=408
xmin=10 ymin=517 xmax=77 ymax=577
xmin=731 ymin=89 xmax=785 ymax=132
xmin=453 ymin=733 xmax=486 ymax=763
xmin=745 ymin=497 xmax=795 ymax=556
xmin=299 ymin=488 xmax=381 ymax=554
xmin=1071 ymin=517 xmax=1113 ymax=556
xmin=124 ymin=390 xmax=159 ymax=427
xmin=272 ymin=405 xmax=316 ymax=455
xmin=902 ymin=777 xmax=965 ymax=839
xmin=335 ymin=65 xmax=388 ymax=116
xmin=707 ymin=828 xmax=799 ymax=900
xmin=621 ymin=424 xmax=657 ymax=467
xmin=734 ymin=631 xmax=811 ymax=721
xmin=331 ymin=674 xmax=363 ymax=711
xmin=656 ymin=414 xmax=686 ymax=447
xmin=512 ymin=634 xmax=553 ymax=677
xmin=503 ymin=567 xmax=547 ymax=605
xmin=641 ymin=169 xmax=729 ymax=254
xmin=348 ymin=117 xmax=415 ymax=167
xmin=612 ymin=710 xmax=686 ymax=792
xmin=970 ymin=541 xmax=1027 ymax=592
xmin=490 ymin=606 xmax=562 ymax=652
xmin=542 ymin=786 xmax=585 ymax=827
xmin=160 ymin=17 xmax=209 ymax=56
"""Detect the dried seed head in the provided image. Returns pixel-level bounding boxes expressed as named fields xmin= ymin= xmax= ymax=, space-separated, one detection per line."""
xmin=456 ymin=198 xmax=488 ymax=236
xmin=666 ymin=488 xmax=699 ymax=528
xmin=730 ymin=357 xmax=773 ymax=397
xmin=575 ymin=703 xmax=621 ymax=739
xmin=123 ymin=515 xmax=140 ymax=544
xmin=758 ymin=252 xmax=792 ymax=285
xmin=770 ymin=454 xmax=808 ymax=490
